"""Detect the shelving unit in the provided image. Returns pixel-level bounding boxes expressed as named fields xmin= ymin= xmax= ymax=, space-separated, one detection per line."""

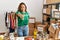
xmin=43 ymin=0 xmax=60 ymax=24
xmin=46 ymin=0 xmax=60 ymax=4
xmin=43 ymin=13 xmax=50 ymax=16
xmin=44 ymin=2 xmax=60 ymax=6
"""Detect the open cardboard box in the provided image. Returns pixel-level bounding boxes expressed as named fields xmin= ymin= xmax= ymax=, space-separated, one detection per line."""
xmin=55 ymin=28 xmax=60 ymax=40
xmin=37 ymin=25 xmax=44 ymax=32
xmin=49 ymin=25 xmax=60 ymax=40
xmin=48 ymin=25 xmax=56 ymax=38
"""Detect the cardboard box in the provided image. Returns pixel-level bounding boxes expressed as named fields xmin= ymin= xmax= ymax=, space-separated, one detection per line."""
xmin=46 ymin=0 xmax=60 ymax=4
xmin=48 ymin=38 xmax=55 ymax=40
xmin=29 ymin=17 xmax=36 ymax=23
xmin=46 ymin=0 xmax=52 ymax=4
xmin=52 ymin=5 xmax=56 ymax=9
xmin=49 ymin=32 xmax=55 ymax=38
xmin=49 ymin=25 xmax=60 ymax=40
xmin=46 ymin=7 xmax=51 ymax=15
xmin=54 ymin=0 xmax=60 ymax=3
xmin=49 ymin=26 xmax=55 ymax=33
xmin=29 ymin=23 xmax=35 ymax=36
xmin=29 ymin=28 xmax=34 ymax=36
xmin=35 ymin=22 xmax=42 ymax=28
xmin=37 ymin=25 xmax=43 ymax=32
xmin=55 ymin=29 xmax=60 ymax=40
xmin=48 ymin=26 xmax=56 ymax=38
xmin=29 ymin=23 xmax=35 ymax=28
xmin=37 ymin=24 xmax=47 ymax=32
xmin=43 ymin=15 xmax=47 ymax=21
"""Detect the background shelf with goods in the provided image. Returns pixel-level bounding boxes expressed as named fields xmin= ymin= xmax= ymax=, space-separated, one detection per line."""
xmin=43 ymin=0 xmax=60 ymax=24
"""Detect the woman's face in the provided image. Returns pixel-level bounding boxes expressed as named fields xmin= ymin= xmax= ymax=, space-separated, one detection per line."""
xmin=21 ymin=4 xmax=26 ymax=12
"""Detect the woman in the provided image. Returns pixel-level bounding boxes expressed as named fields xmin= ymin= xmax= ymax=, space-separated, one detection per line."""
xmin=16 ymin=2 xmax=29 ymax=37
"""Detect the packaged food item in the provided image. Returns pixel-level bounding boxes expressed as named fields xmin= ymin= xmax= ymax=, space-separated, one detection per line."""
xmin=25 ymin=37 xmax=32 ymax=40
xmin=9 ymin=33 xmax=15 ymax=40
xmin=34 ymin=28 xmax=37 ymax=39
xmin=0 ymin=35 xmax=4 ymax=40
xmin=16 ymin=37 xmax=24 ymax=40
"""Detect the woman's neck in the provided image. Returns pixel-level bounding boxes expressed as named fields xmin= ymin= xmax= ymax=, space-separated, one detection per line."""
xmin=23 ymin=12 xmax=25 ymax=13
xmin=22 ymin=10 xmax=25 ymax=12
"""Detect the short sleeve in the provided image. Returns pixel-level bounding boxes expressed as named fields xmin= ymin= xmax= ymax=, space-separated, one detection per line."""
xmin=16 ymin=11 xmax=18 ymax=14
xmin=27 ymin=12 xmax=30 ymax=18
xmin=16 ymin=11 xmax=21 ymax=14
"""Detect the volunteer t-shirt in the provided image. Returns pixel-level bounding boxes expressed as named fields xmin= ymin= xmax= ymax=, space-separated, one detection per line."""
xmin=16 ymin=11 xmax=29 ymax=26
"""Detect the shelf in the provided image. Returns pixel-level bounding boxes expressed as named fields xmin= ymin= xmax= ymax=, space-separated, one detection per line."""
xmin=44 ymin=2 xmax=60 ymax=6
xmin=52 ymin=17 xmax=60 ymax=20
xmin=43 ymin=1 xmax=60 ymax=24
xmin=43 ymin=13 xmax=50 ymax=16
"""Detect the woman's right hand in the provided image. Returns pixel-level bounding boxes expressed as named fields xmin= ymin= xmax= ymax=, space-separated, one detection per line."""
xmin=17 ymin=14 xmax=24 ymax=20
xmin=19 ymin=14 xmax=24 ymax=18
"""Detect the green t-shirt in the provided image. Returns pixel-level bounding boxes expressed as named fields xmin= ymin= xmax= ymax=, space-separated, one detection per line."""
xmin=16 ymin=11 xmax=29 ymax=26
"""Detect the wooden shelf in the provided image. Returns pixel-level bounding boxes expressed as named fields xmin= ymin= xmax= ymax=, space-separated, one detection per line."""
xmin=44 ymin=2 xmax=60 ymax=6
xmin=46 ymin=0 xmax=60 ymax=5
xmin=43 ymin=13 xmax=50 ymax=16
xmin=52 ymin=17 xmax=60 ymax=20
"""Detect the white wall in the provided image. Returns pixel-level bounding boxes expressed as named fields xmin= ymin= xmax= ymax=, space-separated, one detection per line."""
xmin=0 ymin=0 xmax=43 ymax=32
xmin=43 ymin=0 xmax=46 ymax=4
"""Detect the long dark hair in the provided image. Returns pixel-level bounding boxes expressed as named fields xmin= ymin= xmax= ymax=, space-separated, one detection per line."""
xmin=18 ymin=2 xmax=27 ymax=12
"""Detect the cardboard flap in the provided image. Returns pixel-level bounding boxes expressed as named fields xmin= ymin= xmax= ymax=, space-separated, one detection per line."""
xmin=48 ymin=26 xmax=55 ymax=33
